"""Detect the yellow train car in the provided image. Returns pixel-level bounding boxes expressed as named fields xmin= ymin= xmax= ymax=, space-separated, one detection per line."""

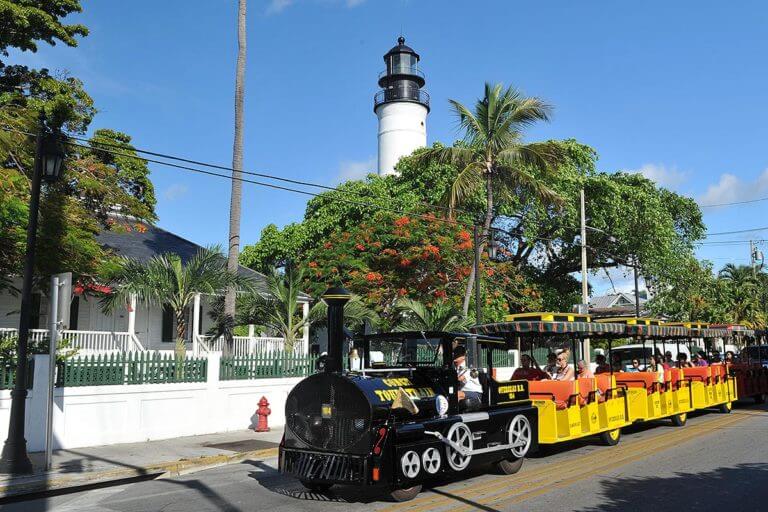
xmin=476 ymin=315 xmax=631 ymax=446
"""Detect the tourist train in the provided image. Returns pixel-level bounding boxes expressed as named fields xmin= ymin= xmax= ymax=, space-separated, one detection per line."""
xmin=279 ymin=288 xmax=768 ymax=502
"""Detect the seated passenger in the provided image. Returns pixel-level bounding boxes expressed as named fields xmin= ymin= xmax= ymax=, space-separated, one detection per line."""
xmin=664 ymin=351 xmax=675 ymax=368
xmin=543 ymin=352 xmax=558 ymax=377
xmin=647 ymin=354 xmax=665 ymax=384
xmin=512 ymin=354 xmax=548 ymax=381
xmin=711 ymin=350 xmax=722 ymax=363
xmin=594 ymin=354 xmax=611 ymax=374
xmin=577 ymin=360 xmax=594 ymax=379
xmin=611 ymin=353 xmax=624 ymax=373
xmin=677 ymin=353 xmax=693 ymax=368
xmin=453 ymin=346 xmax=482 ymax=411
xmin=627 ymin=359 xmax=641 ymax=373
xmin=547 ymin=349 xmax=575 ymax=381
xmin=694 ymin=351 xmax=709 ymax=367
xmin=725 ymin=351 xmax=735 ymax=363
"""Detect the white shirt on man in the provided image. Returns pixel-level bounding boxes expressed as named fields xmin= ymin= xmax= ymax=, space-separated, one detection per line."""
xmin=457 ymin=363 xmax=483 ymax=393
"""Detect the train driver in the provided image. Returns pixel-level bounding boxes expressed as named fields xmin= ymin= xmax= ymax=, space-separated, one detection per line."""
xmin=453 ymin=346 xmax=483 ymax=411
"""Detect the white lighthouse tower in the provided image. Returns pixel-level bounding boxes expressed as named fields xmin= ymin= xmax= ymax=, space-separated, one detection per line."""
xmin=374 ymin=37 xmax=429 ymax=176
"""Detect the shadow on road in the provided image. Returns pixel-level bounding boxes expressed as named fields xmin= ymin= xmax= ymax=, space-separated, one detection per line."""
xmin=577 ymin=462 xmax=768 ymax=512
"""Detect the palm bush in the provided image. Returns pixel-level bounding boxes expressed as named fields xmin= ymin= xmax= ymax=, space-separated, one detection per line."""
xmin=102 ymin=245 xmax=248 ymax=356
xmin=393 ymin=298 xmax=471 ymax=332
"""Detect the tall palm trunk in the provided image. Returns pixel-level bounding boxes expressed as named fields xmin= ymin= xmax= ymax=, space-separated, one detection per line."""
xmin=461 ymin=162 xmax=494 ymax=316
xmin=224 ymin=0 xmax=247 ymax=354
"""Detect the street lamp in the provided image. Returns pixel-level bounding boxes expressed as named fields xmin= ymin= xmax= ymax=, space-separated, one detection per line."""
xmin=41 ymin=132 xmax=65 ymax=181
xmin=0 ymin=115 xmax=64 ymax=474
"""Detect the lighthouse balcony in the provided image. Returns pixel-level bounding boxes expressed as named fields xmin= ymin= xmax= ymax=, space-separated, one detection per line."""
xmin=378 ymin=67 xmax=425 ymax=86
xmin=374 ymin=86 xmax=430 ymax=111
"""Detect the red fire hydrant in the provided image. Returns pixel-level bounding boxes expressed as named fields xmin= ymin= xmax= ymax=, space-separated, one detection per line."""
xmin=255 ymin=396 xmax=271 ymax=432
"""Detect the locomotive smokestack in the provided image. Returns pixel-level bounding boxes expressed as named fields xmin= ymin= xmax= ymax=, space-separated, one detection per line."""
xmin=321 ymin=286 xmax=351 ymax=372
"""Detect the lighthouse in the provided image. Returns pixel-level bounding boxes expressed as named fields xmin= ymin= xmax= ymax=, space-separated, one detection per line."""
xmin=374 ymin=37 xmax=430 ymax=176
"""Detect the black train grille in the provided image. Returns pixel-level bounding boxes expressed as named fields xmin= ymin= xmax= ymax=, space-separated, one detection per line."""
xmin=282 ymin=449 xmax=366 ymax=483
xmin=286 ymin=373 xmax=371 ymax=452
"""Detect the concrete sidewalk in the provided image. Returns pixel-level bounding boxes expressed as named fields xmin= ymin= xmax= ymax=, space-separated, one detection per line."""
xmin=0 ymin=428 xmax=282 ymax=499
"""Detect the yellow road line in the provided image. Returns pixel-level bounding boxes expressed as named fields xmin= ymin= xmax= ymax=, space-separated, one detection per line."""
xmin=452 ymin=413 xmax=750 ymax=512
xmin=391 ymin=411 xmax=758 ymax=512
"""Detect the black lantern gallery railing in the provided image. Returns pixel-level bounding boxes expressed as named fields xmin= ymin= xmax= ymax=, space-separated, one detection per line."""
xmin=373 ymin=87 xmax=430 ymax=110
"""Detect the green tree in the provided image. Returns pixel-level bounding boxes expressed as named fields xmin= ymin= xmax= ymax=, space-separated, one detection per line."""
xmin=718 ymin=263 xmax=761 ymax=326
xmin=0 ymin=12 xmax=156 ymax=285
xmin=415 ymin=83 xmax=565 ymax=313
xmin=393 ymin=299 xmax=470 ymax=332
xmin=101 ymin=247 xmax=246 ymax=355
xmin=0 ymin=0 xmax=87 ymax=65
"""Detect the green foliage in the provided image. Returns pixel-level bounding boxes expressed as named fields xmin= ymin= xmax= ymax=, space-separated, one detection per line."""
xmin=0 ymin=0 xmax=88 ymax=65
xmin=392 ymin=299 xmax=470 ymax=332
xmin=102 ymin=246 xmax=248 ymax=348
xmin=234 ymin=265 xmax=309 ymax=350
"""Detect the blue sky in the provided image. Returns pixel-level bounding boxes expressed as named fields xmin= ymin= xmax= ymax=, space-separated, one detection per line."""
xmin=10 ymin=1 xmax=768 ymax=294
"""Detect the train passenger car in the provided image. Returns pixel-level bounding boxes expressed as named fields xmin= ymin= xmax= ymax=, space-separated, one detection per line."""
xmin=721 ymin=325 xmax=768 ymax=403
xmin=279 ymin=288 xmax=538 ymax=502
xmin=473 ymin=314 xmax=632 ymax=446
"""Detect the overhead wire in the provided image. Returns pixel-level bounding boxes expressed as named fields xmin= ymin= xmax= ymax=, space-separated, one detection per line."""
xmin=4 ymin=124 xmax=759 ymax=261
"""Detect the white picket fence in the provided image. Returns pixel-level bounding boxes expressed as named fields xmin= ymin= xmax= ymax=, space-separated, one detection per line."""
xmin=0 ymin=328 xmax=144 ymax=354
xmin=194 ymin=334 xmax=300 ymax=356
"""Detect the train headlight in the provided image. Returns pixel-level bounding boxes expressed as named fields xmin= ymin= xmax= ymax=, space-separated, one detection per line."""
xmin=435 ymin=394 xmax=449 ymax=416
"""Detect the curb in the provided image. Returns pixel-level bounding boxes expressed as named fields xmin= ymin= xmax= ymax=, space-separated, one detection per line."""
xmin=0 ymin=446 xmax=279 ymax=499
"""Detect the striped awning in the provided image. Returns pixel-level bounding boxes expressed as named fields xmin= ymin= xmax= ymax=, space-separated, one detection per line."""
xmin=690 ymin=328 xmax=730 ymax=338
xmin=624 ymin=324 xmax=688 ymax=338
xmin=472 ymin=321 xmax=626 ymax=336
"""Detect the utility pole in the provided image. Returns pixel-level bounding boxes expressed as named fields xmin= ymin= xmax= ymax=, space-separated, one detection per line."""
xmin=579 ymin=189 xmax=590 ymax=363
xmin=633 ymin=257 xmax=641 ymax=318
xmin=473 ymin=225 xmax=482 ymax=325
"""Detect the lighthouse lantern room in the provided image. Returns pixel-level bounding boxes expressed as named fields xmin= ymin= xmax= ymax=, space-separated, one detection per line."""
xmin=374 ymin=37 xmax=430 ymax=176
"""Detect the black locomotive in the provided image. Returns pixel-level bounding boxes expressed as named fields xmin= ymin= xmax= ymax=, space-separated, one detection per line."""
xmin=279 ymin=287 xmax=538 ymax=501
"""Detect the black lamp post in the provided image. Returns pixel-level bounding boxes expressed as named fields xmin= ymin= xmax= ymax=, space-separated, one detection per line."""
xmin=0 ymin=115 xmax=64 ymax=474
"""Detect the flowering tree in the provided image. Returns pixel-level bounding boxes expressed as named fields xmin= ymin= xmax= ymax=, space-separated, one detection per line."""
xmin=301 ymin=211 xmax=542 ymax=328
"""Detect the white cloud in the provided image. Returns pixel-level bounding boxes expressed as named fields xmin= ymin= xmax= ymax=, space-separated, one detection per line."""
xmin=163 ymin=183 xmax=189 ymax=201
xmin=266 ymin=0 xmax=295 ymax=14
xmin=630 ymin=163 xmax=688 ymax=189
xmin=266 ymin=0 xmax=365 ymax=14
xmin=699 ymin=169 xmax=768 ymax=207
xmin=337 ymin=156 xmax=376 ymax=182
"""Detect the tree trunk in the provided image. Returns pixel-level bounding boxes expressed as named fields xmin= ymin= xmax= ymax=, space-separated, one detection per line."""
xmin=462 ymin=163 xmax=494 ymax=316
xmin=224 ymin=0 xmax=247 ymax=356
xmin=174 ymin=309 xmax=187 ymax=379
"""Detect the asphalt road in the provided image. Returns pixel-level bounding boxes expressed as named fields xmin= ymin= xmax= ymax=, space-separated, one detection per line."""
xmin=4 ymin=402 xmax=767 ymax=512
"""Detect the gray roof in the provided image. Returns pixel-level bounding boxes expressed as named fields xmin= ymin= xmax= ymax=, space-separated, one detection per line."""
xmin=96 ymin=218 xmax=311 ymax=300
xmin=589 ymin=292 xmax=647 ymax=309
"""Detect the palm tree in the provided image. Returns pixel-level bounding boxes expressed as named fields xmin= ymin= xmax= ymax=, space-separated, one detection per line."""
xmin=718 ymin=264 xmax=760 ymax=325
xmin=212 ymin=267 xmax=378 ymax=350
xmin=224 ymin=0 xmax=248 ymax=353
xmin=101 ymin=246 xmax=247 ymax=355
xmin=309 ymin=295 xmax=380 ymax=333
xmin=236 ymin=265 xmax=309 ymax=352
xmin=393 ymin=299 xmax=470 ymax=332
xmin=417 ymin=83 xmax=564 ymax=315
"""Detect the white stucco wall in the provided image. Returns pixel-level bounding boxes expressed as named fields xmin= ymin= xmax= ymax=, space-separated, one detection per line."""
xmin=0 ymin=354 xmax=299 ymax=451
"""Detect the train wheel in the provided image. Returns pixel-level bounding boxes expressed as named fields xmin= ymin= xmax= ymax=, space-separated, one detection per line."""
xmin=671 ymin=412 xmax=687 ymax=427
xmin=495 ymin=457 xmax=524 ymax=475
xmin=390 ymin=485 xmax=422 ymax=502
xmin=300 ymin=480 xmax=332 ymax=493
xmin=445 ymin=422 xmax=473 ymax=471
xmin=600 ymin=428 xmax=621 ymax=446
xmin=718 ymin=401 xmax=733 ymax=414
xmin=507 ymin=414 xmax=533 ymax=459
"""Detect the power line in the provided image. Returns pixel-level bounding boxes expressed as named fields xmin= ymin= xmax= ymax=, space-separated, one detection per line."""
xmin=62 ymin=139 xmax=473 ymax=229
xmin=3 ymin=125 xmax=478 ymax=220
xmin=700 ymin=196 xmax=768 ymax=208
xmin=704 ymin=226 xmax=768 ymax=237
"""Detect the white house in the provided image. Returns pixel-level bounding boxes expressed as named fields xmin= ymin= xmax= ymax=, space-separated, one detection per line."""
xmin=0 ymin=217 xmax=312 ymax=355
